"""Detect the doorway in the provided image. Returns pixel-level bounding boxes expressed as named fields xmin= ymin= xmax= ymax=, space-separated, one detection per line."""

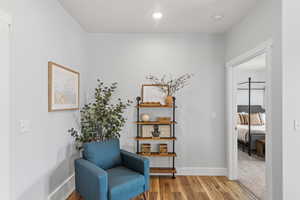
xmin=235 ymin=54 xmax=267 ymax=199
xmin=226 ymin=40 xmax=273 ymax=200
xmin=0 ymin=11 xmax=12 ymax=200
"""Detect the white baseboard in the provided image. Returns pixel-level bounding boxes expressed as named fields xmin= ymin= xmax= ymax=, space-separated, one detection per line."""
xmin=151 ymin=167 xmax=227 ymax=176
xmin=176 ymin=167 xmax=227 ymax=176
xmin=48 ymin=174 xmax=75 ymax=200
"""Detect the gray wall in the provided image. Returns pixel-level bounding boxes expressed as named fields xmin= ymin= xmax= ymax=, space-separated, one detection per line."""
xmin=3 ymin=0 xmax=285 ymax=198
xmin=226 ymin=0 xmax=283 ymax=199
xmin=226 ymin=0 xmax=273 ymax=61
xmin=282 ymin=1 xmax=300 ymax=199
xmin=10 ymin=0 xmax=88 ymax=199
xmin=86 ymin=33 xmax=227 ymax=169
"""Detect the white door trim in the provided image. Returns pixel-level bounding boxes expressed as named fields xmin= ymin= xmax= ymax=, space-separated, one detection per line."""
xmin=226 ymin=39 xmax=273 ymax=200
xmin=0 ymin=9 xmax=12 ymax=200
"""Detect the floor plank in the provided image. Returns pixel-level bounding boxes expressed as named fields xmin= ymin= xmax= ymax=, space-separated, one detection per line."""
xmin=67 ymin=176 xmax=252 ymax=200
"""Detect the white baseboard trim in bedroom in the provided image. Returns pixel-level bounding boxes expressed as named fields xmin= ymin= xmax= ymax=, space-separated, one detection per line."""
xmin=48 ymin=174 xmax=75 ymax=200
xmin=176 ymin=167 xmax=227 ymax=176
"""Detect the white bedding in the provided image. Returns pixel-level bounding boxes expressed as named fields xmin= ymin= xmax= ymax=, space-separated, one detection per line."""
xmin=237 ymin=125 xmax=266 ymax=142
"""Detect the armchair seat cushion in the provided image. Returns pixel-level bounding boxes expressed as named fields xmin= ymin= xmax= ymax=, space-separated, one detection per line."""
xmin=107 ymin=166 xmax=145 ymax=200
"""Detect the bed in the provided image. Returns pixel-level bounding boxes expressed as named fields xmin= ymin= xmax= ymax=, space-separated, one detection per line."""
xmin=237 ymin=105 xmax=266 ymax=154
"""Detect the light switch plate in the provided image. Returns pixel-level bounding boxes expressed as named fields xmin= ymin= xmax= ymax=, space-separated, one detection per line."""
xmin=294 ymin=120 xmax=300 ymax=131
xmin=20 ymin=120 xmax=31 ymax=134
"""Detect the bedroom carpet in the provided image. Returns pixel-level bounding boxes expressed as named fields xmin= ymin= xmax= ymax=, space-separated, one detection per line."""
xmin=238 ymin=150 xmax=266 ymax=200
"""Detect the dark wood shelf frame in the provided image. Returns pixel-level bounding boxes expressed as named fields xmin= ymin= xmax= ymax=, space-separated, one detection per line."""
xmin=137 ymin=105 xmax=173 ymax=108
xmin=135 ymin=137 xmax=177 ymax=141
xmin=135 ymin=121 xmax=177 ymax=125
xmin=150 ymin=167 xmax=177 ymax=174
xmin=137 ymin=152 xmax=177 ymax=157
xmin=136 ymin=96 xmax=177 ymax=178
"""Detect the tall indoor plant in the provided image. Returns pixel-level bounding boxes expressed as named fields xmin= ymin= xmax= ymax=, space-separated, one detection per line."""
xmin=68 ymin=79 xmax=132 ymax=150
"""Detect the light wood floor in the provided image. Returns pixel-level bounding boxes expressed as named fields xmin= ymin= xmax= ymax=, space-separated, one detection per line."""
xmin=68 ymin=176 xmax=253 ymax=200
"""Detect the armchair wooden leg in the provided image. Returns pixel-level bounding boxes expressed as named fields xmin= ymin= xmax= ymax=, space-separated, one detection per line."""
xmin=142 ymin=191 xmax=149 ymax=200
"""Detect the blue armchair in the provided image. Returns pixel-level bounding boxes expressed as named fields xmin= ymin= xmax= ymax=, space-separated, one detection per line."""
xmin=75 ymin=139 xmax=150 ymax=200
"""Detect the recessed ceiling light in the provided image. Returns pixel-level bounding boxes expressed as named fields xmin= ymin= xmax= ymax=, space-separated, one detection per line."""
xmin=212 ymin=14 xmax=224 ymax=21
xmin=152 ymin=12 xmax=163 ymax=20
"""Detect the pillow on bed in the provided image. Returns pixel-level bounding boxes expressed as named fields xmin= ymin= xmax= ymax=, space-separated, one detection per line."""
xmin=238 ymin=113 xmax=247 ymax=124
xmin=242 ymin=114 xmax=249 ymax=124
xmin=237 ymin=114 xmax=242 ymax=124
xmin=238 ymin=113 xmax=247 ymax=125
xmin=251 ymin=113 xmax=262 ymax=125
xmin=260 ymin=113 xmax=266 ymax=125
xmin=241 ymin=113 xmax=262 ymax=125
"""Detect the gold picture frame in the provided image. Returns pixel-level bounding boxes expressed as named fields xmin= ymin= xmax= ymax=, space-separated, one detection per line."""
xmin=48 ymin=62 xmax=80 ymax=112
xmin=141 ymin=84 xmax=170 ymax=103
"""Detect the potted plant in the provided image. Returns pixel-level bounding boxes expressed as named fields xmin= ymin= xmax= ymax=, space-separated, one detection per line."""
xmin=146 ymin=73 xmax=194 ymax=105
xmin=68 ymin=79 xmax=132 ymax=150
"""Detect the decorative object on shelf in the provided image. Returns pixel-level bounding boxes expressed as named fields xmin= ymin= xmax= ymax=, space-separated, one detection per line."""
xmin=141 ymin=114 xmax=150 ymax=121
xmin=165 ymin=96 xmax=173 ymax=106
xmin=141 ymin=84 xmax=170 ymax=105
xmin=159 ymin=126 xmax=171 ymax=137
xmin=146 ymin=73 xmax=194 ymax=105
xmin=68 ymin=79 xmax=132 ymax=150
xmin=142 ymin=126 xmax=170 ymax=137
xmin=48 ymin=62 xmax=80 ymax=112
xmin=159 ymin=144 xmax=168 ymax=154
xmin=141 ymin=144 xmax=151 ymax=154
xmin=151 ymin=125 xmax=161 ymax=137
xmin=157 ymin=117 xmax=171 ymax=123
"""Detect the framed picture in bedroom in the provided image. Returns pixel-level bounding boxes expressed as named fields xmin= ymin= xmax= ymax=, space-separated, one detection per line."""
xmin=48 ymin=62 xmax=80 ymax=112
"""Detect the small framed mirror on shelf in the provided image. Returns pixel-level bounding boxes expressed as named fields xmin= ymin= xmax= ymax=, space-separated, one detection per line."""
xmin=141 ymin=84 xmax=170 ymax=106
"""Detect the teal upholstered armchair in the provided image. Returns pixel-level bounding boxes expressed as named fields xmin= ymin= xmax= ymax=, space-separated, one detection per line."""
xmin=75 ymin=139 xmax=150 ymax=200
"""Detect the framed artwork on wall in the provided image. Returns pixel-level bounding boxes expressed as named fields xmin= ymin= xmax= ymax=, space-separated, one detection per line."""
xmin=48 ymin=62 xmax=80 ymax=112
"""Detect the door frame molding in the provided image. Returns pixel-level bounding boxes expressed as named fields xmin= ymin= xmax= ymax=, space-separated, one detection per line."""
xmin=226 ymin=39 xmax=273 ymax=200
xmin=0 ymin=9 xmax=12 ymax=200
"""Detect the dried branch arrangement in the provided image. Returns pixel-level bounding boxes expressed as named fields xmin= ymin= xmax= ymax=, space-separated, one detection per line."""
xmin=146 ymin=73 xmax=194 ymax=96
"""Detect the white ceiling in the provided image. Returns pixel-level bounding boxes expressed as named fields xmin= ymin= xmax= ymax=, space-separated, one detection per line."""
xmin=237 ymin=53 xmax=266 ymax=71
xmin=59 ymin=0 xmax=258 ymax=33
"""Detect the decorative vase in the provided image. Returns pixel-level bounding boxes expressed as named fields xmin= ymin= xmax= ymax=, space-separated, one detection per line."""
xmin=152 ymin=125 xmax=161 ymax=137
xmin=141 ymin=114 xmax=150 ymax=121
xmin=165 ymin=96 xmax=173 ymax=105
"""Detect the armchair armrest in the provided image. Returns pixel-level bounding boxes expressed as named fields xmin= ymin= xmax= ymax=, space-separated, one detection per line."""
xmin=75 ymin=159 xmax=108 ymax=200
xmin=120 ymin=150 xmax=150 ymax=190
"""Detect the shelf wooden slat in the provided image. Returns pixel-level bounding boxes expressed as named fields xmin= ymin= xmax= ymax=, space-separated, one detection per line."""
xmin=137 ymin=105 xmax=173 ymax=108
xmin=137 ymin=152 xmax=177 ymax=157
xmin=150 ymin=167 xmax=177 ymax=174
xmin=135 ymin=121 xmax=177 ymax=125
xmin=135 ymin=137 xmax=177 ymax=141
